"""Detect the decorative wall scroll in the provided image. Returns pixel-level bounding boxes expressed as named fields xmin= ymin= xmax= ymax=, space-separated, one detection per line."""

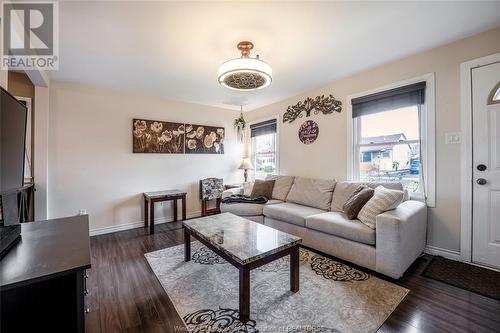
xmin=283 ymin=94 xmax=342 ymax=124
xmin=133 ymin=119 xmax=224 ymax=154
xmin=133 ymin=119 xmax=185 ymax=153
xmin=185 ymin=124 xmax=225 ymax=154
xmin=298 ymin=120 xmax=319 ymax=144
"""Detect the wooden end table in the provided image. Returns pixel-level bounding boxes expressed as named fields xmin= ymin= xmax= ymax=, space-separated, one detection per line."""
xmin=144 ymin=190 xmax=187 ymax=234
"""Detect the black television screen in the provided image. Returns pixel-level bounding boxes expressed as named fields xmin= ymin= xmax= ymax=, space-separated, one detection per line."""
xmin=0 ymin=86 xmax=27 ymax=193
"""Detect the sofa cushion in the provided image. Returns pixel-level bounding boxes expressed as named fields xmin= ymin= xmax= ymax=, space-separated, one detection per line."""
xmin=330 ymin=181 xmax=403 ymax=212
xmin=286 ymin=177 xmax=336 ymax=210
xmin=263 ymin=202 xmax=326 ymax=227
xmin=242 ymin=182 xmax=254 ymax=196
xmin=221 ymin=199 xmax=282 ymax=216
xmin=357 ymin=186 xmax=404 ymax=229
xmin=251 ymin=179 xmax=275 ymax=198
xmin=265 ymin=175 xmax=295 ymax=201
xmin=305 ymin=212 xmax=376 ymax=245
xmin=342 ymin=185 xmax=374 ymax=219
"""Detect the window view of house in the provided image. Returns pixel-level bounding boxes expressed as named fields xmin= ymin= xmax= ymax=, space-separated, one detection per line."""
xmin=252 ymin=132 xmax=277 ymax=180
xmin=358 ymin=106 xmax=420 ymax=191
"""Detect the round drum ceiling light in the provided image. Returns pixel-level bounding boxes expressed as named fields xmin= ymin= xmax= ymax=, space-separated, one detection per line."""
xmin=218 ymin=41 xmax=272 ymax=91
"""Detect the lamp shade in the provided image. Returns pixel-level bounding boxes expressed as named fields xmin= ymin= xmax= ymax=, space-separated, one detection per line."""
xmin=218 ymin=57 xmax=272 ymax=91
xmin=238 ymin=158 xmax=254 ymax=170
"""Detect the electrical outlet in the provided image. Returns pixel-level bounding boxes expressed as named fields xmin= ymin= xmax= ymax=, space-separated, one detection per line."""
xmin=78 ymin=209 xmax=87 ymax=215
xmin=445 ymin=132 xmax=461 ymax=145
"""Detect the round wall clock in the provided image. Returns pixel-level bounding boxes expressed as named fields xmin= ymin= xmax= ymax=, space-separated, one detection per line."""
xmin=298 ymin=120 xmax=319 ymax=144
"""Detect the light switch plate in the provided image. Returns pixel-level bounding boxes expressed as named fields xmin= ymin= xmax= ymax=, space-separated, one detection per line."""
xmin=445 ymin=132 xmax=461 ymax=144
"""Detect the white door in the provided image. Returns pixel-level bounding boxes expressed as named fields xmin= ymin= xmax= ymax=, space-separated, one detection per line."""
xmin=472 ymin=61 xmax=500 ymax=269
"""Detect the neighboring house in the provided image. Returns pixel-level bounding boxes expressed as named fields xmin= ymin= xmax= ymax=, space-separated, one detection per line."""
xmin=360 ymin=133 xmax=412 ymax=173
xmin=255 ymin=149 xmax=276 ymax=171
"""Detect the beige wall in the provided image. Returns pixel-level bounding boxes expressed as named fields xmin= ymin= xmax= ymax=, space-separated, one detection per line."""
xmin=0 ymin=70 xmax=7 ymax=89
xmin=246 ymin=27 xmax=500 ymax=253
xmin=8 ymin=71 xmax=35 ymax=98
xmin=48 ymin=81 xmax=243 ymax=233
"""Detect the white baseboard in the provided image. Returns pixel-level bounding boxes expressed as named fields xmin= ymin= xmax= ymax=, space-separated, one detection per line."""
xmin=425 ymin=245 xmax=462 ymax=261
xmin=89 ymin=211 xmax=201 ymax=236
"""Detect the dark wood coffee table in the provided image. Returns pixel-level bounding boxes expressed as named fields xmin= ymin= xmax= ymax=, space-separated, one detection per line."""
xmin=183 ymin=213 xmax=302 ymax=323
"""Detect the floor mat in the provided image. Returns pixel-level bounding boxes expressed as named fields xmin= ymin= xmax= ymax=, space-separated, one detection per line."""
xmin=422 ymin=256 xmax=500 ymax=301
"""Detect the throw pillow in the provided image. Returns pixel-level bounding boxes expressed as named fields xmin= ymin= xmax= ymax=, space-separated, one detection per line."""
xmin=250 ymin=180 xmax=275 ymax=199
xmin=357 ymin=186 xmax=404 ymax=229
xmin=242 ymin=182 xmax=254 ymax=196
xmin=342 ymin=185 xmax=375 ymax=219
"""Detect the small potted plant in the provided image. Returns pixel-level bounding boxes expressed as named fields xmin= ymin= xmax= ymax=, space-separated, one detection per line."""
xmin=234 ymin=110 xmax=246 ymax=142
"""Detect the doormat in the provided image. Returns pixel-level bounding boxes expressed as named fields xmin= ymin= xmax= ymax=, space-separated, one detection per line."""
xmin=422 ymin=256 xmax=500 ymax=301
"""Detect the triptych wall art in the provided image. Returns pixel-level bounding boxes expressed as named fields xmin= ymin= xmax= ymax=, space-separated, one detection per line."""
xmin=133 ymin=119 xmax=224 ymax=154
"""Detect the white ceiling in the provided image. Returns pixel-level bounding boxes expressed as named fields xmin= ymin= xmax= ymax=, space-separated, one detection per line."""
xmin=50 ymin=1 xmax=500 ymax=111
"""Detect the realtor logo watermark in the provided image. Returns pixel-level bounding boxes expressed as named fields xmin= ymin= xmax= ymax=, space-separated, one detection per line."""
xmin=1 ymin=1 xmax=59 ymax=70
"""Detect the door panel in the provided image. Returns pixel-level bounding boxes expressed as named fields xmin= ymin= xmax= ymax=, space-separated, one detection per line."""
xmin=490 ymin=190 xmax=500 ymax=245
xmin=472 ymin=61 xmax=500 ymax=269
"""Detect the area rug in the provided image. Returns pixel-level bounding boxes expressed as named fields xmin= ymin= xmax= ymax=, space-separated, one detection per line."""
xmin=145 ymin=242 xmax=408 ymax=333
xmin=422 ymin=256 xmax=500 ymax=301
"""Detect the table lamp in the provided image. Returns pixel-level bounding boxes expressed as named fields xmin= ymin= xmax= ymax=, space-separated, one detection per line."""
xmin=238 ymin=158 xmax=254 ymax=182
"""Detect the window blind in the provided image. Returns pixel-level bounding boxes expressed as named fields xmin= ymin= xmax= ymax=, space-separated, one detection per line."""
xmin=250 ymin=118 xmax=277 ymax=137
xmin=351 ymin=82 xmax=426 ymax=118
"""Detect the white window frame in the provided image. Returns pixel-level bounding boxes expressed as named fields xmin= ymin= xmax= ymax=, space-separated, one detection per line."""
xmin=346 ymin=73 xmax=436 ymax=207
xmin=249 ymin=114 xmax=280 ymax=180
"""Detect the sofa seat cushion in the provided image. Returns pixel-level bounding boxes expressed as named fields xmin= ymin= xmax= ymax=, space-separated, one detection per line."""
xmin=305 ymin=212 xmax=376 ymax=245
xmin=263 ymin=202 xmax=326 ymax=227
xmin=221 ymin=199 xmax=282 ymax=216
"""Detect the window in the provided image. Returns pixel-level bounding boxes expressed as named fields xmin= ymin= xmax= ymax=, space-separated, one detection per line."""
xmin=358 ymin=105 xmax=420 ymax=191
xmin=250 ymin=118 xmax=278 ymax=180
xmin=348 ymin=77 xmax=435 ymax=206
xmin=488 ymin=81 xmax=500 ymax=105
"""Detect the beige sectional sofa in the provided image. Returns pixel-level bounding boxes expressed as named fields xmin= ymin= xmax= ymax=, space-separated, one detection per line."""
xmin=221 ymin=175 xmax=427 ymax=279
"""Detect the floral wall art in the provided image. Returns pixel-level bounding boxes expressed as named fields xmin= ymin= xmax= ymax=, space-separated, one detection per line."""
xmin=184 ymin=124 xmax=225 ymax=154
xmin=132 ymin=119 xmax=224 ymax=154
xmin=133 ymin=119 xmax=185 ymax=153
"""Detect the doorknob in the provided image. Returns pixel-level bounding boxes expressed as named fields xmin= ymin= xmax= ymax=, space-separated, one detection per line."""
xmin=477 ymin=178 xmax=487 ymax=185
xmin=477 ymin=164 xmax=487 ymax=171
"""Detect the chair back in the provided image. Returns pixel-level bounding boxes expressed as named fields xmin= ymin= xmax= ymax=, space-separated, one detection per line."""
xmin=199 ymin=178 xmax=224 ymax=200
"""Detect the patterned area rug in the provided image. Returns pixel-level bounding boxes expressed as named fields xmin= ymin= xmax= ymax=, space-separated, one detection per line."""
xmin=145 ymin=242 xmax=408 ymax=333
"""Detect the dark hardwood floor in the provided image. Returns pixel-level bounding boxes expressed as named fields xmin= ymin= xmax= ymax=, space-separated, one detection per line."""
xmin=86 ymin=222 xmax=500 ymax=333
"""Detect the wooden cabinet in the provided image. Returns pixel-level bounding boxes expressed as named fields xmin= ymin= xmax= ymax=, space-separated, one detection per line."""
xmin=0 ymin=215 xmax=91 ymax=332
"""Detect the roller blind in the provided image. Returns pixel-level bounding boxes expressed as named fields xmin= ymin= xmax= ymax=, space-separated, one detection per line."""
xmin=351 ymin=82 xmax=426 ymax=118
xmin=250 ymin=118 xmax=277 ymax=138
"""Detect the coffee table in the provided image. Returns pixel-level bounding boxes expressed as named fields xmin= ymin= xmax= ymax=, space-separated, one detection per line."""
xmin=183 ymin=213 xmax=302 ymax=323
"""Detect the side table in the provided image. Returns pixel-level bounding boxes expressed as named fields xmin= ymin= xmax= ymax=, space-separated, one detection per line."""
xmin=143 ymin=190 xmax=187 ymax=234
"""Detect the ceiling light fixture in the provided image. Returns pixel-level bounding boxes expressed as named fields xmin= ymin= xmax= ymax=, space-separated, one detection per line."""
xmin=218 ymin=41 xmax=272 ymax=91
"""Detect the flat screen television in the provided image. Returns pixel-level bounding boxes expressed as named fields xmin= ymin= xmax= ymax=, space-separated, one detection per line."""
xmin=0 ymin=86 xmax=27 ymax=194
xmin=0 ymin=86 xmax=27 ymax=258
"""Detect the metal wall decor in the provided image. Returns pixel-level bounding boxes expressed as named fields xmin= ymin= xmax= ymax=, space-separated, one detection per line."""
xmin=283 ymin=94 xmax=342 ymax=123
xmin=298 ymin=120 xmax=319 ymax=144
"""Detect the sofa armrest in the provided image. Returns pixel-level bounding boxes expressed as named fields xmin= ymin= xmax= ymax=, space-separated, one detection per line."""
xmin=221 ymin=187 xmax=243 ymax=199
xmin=375 ymin=200 xmax=427 ymax=278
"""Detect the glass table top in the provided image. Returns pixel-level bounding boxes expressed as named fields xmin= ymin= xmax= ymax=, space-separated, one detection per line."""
xmin=183 ymin=213 xmax=302 ymax=265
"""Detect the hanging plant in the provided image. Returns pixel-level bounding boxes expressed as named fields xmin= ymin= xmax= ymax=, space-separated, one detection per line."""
xmin=234 ymin=109 xmax=246 ymax=142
